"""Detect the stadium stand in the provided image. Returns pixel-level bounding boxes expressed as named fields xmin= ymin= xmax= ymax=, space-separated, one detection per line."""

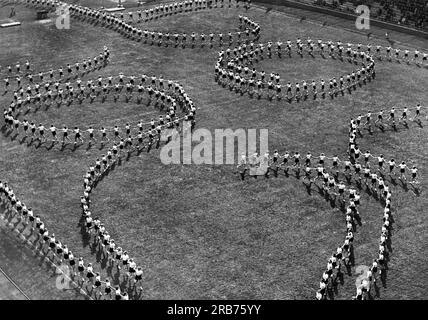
xmin=310 ymin=0 xmax=428 ymax=31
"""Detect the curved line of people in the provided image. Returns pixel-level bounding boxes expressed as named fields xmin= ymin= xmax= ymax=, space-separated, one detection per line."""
xmin=115 ymin=0 xmax=248 ymax=26
xmin=25 ymin=0 xmax=261 ymax=46
xmin=5 ymin=0 xmax=424 ymax=301
xmin=2 ymin=61 xmax=198 ymax=148
xmin=0 ymin=180 xmax=131 ymax=300
xmin=75 ymin=114 xmax=195 ymax=300
xmin=237 ymin=147 xmax=381 ymax=300
xmin=345 ymin=110 xmax=412 ymax=301
xmin=1 ymin=48 xmax=110 ymax=91
xmin=73 ymin=88 xmax=197 ymax=299
xmin=236 ymin=104 xmax=423 ymax=300
xmin=0 ymin=68 xmax=199 ymax=302
xmin=215 ymin=38 xmax=427 ymax=102
xmin=215 ymin=38 xmax=376 ymax=101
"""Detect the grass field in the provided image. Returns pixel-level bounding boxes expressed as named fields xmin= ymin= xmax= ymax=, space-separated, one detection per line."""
xmin=0 ymin=0 xmax=427 ymax=300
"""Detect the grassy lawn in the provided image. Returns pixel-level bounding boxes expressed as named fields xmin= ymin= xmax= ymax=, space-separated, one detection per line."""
xmin=0 ymin=1 xmax=427 ymax=300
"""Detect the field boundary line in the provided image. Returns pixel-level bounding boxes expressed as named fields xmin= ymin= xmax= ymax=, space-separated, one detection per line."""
xmin=0 ymin=212 xmax=94 ymax=300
